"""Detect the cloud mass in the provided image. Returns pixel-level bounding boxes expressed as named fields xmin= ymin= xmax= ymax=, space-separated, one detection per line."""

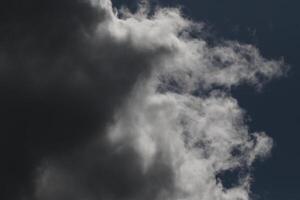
xmin=0 ymin=0 xmax=286 ymax=200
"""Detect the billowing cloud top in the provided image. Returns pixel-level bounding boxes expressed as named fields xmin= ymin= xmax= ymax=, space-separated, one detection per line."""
xmin=0 ymin=0 xmax=286 ymax=200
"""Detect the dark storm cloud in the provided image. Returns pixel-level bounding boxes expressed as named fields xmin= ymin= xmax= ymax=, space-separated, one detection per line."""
xmin=0 ymin=0 xmax=285 ymax=200
xmin=34 ymin=138 xmax=175 ymax=200
xmin=0 ymin=0 xmax=170 ymax=199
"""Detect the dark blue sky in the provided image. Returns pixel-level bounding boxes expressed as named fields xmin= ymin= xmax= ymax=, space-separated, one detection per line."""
xmin=112 ymin=1 xmax=300 ymax=199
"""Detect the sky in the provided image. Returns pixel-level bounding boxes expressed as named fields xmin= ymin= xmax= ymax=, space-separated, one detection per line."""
xmin=0 ymin=0 xmax=299 ymax=200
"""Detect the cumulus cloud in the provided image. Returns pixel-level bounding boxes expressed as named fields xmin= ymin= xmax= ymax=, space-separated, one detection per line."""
xmin=0 ymin=0 xmax=285 ymax=200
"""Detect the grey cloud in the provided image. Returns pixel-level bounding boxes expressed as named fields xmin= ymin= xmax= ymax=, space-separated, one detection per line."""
xmin=34 ymin=138 xmax=175 ymax=200
xmin=0 ymin=1 xmax=286 ymax=200
xmin=0 ymin=0 xmax=170 ymax=199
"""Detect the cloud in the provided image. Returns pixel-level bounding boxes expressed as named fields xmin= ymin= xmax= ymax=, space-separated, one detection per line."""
xmin=0 ymin=0 xmax=169 ymax=199
xmin=0 ymin=0 xmax=286 ymax=200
